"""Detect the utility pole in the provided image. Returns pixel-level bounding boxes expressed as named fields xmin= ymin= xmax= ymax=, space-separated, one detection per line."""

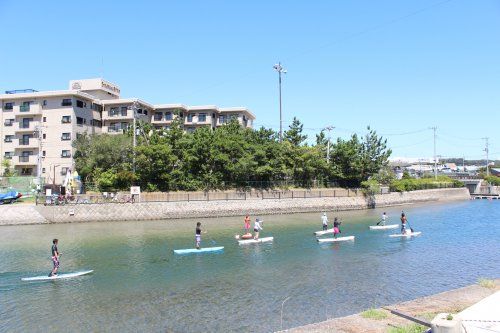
xmin=323 ymin=126 xmax=335 ymax=163
xmin=273 ymin=62 xmax=287 ymax=142
xmin=34 ymin=125 xmax=44 ymax=191
xmin=430 ymin=127 xmax=437 ymax=179
xmin=482 ymin=137 xmax=490 ymax=176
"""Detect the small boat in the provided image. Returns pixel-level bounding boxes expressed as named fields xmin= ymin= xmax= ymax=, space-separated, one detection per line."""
xmin=389 ymin=231 xmax=422 ymax=238
xmin=369 ymin=224 xmax=399 ymax=230
xmin=314 ymin=228 xmax=334 ymax=236
xmin=21 ymin=270 xmax=93 ymax=281
xmin=173 ymin=246 xmax=224 ymax=255
xmin=238 ymin=237 xmax=273 ymax=245
xmin=317 ymin=236 xmax=355 ymax=243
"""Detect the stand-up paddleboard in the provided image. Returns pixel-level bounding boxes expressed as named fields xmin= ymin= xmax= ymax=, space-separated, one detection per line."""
xmin=317 ymin=236 xmax=355 ymax=243
xmin=314 ymin=228 xmax=334 ymax=236
xmin=21 ymin=270 xmax=93 ymax=281
xmin=389 ymin=231 xmax=422 ymax=238
xmin=369 ymin=224 xmax=399 ymax=230
xmin=238 ymin=237 xmax=273 ymax=245
xmin=173 ymin=246 xmax=224 ymax=255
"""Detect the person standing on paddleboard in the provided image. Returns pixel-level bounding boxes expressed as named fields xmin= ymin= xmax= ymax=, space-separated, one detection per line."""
xmin=321 ymin=213 xmax=329 ymax=231
xmin=253 ymin=218 xmax=263 ymax=240
xmin=49 ymin=239 xmax=60 ymax=277
xmin=333 ymin=218 xmax=341 ymax=238
xmin=378 ymin=212 xmax=388 ymax=226
xmin=195 ymin=222 xmax=202 ymax=249
xmin=400 ymin=212 xmax=407 ymax=234
xmin=244 ymin=215 xmax=251 ymax=233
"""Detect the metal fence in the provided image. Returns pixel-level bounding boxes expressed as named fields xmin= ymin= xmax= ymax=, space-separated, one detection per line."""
xmin=37 ymin=188 xmax=365 ymax=206
xmin=0 ymin=176 xmax=41 ymax=196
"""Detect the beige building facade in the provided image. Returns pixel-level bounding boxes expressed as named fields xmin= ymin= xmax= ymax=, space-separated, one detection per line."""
xmin=0 ymin=78 xmax=255 ymax=185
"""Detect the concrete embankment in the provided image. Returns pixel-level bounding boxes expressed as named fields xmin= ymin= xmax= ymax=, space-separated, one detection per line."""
xmin=0 ymin=188 xmax=470 ymax=225
xmin=281 ymin=279 xmax=500 ymax=333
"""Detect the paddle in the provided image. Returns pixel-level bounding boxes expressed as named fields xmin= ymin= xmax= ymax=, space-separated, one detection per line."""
xmin=376 ymin=219 xmax=383 ymax=226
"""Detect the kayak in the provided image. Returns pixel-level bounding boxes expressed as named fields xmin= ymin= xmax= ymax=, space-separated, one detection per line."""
xmin=21 ymin=270 xmax=93 ymax=281
xmin=389 ymin=231 xmax=422 ymax=238
xmin=314 ymin=228 xmax=334 ymax=236
xmin=173 ymin=246 xmax=224 ymax=255
xmin=238 ymin=237 xmax=273 ymax=245
xmin=317 ymin=236 xmax=355 ymax=243
xmin=369 ymin=224 xmax=399 ymax=230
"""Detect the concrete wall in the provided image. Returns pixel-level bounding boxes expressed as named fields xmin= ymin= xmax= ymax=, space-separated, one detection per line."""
xmin=0 ymin=187 xmax=468 ymax=226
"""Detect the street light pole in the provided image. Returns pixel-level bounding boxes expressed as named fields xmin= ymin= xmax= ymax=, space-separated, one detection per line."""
xmin=131 ymin=101 xmax=139 ymax=175
xmin=482 ymin=137 xmax=490 ymax=176
xmin=430 ymin=126 xmax=437 ymax=179
xmin=273 ymin=62 xmax=287 ymax=142
xmin=324 ymin=126 xmax=335 ymax=163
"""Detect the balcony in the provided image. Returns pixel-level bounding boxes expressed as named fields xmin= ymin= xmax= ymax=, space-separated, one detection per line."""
xmin=103 ymin=110 xmax=131 ymax=120
xmin=107 ymin=126 xmax=126 ymax=134
xmin=15 ymin=138 xmax=39 ymax=149
xmin=14 ymin=104 xmax=42 ymax=116
xmin=17 ymin=155 xmax=37 ymax=165
xmin=14 ymin=122 xmax=36 ymax=133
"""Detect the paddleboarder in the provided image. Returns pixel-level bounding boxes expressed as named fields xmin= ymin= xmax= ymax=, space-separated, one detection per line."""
xmin=321 ymin=212 xmax=329 ymax=231
xmin=400 ymin=212 xmax=408 ymax=234
xmin=244 ymin=215 xmax=251 ymax=233
xmin=377 ymin=212 xmax=388 ymax=226
xmin=49 ymin=239 xmax=61 ymax=277
xmin=195 ymin=222 xmax=202 ymax=249
xmin=253 ymin=218 xmax=263 ymax=240
xmin=333 ymin=217 xmax=342 ymax=238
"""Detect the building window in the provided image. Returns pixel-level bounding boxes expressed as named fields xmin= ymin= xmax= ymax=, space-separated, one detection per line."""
xmin=61 ymin=116 xmax=71 ymax=123
xmin=198 ymin=113 xmax=207 ymax=122
xmin=165 ymin=112 xmax=172 ymax=120
xmin=21 ymin=117 xmax=32 ymax=128
xmin=76 ymin=117 xmax=86 ymax=125
xmin=43 ymin=100 xmax=47 ymax=107
xmin=144 ymin=110 xmax=148 ymax=116
xmin=61 ymin=150 xmax=71 ymax=158
xmin=42 ymin=150 xmax=46 ymax=157
xmin=91 ymin=119 xmax=102 ymax=127
xmin=154 ymin=112 xmax=163 ymax=121
xmin=4 ymin=152 xmax=13 ymax=159
xmin=219 ymin=115 xmax=226 ymax=124
xmin=43 ymin=117 xmax=47 ymax=122
xmin=120 ymin=106 xmax=128 ymax=116
xmin=61 ymin=99 xmax=72 ymax=106
xmin=137 ymin=108 xmax=143 ymax=114
xmin=4 ymin=119 xmax=14 ymax=126
xmin=20 ymin=134 xmax=32 ymax=145
xmin=92 ymin=103 xmax=103 ymax=112
xmin=4 ymin=102 xmax=14 ymax=110
xmin=76 ymin=100 xmax=86 ymax=108
xmin=21 ymin=168 xmax=33 ymax=176
xmin=4 ymin=135 xmax=14 ymax=143
xmin=42 ymin=133 xmax=46 ymax=139
xmin=109 ymin=107 xmax=119 ymax=116
xmin=61 ymin=167 xmax=69 ymax=175
xmin=61 ymin=133 xmax=71 ymax=141
xmin=20 ymin=101 xmax=31 ymax=112
xmin=42 ymin=167 xmax=46 ymax=173
xmin=187 ymin=114 xmax=193 ymax=122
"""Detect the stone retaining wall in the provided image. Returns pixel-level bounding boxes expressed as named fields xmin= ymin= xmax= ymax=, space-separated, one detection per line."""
xmin=1 ymin=188 xmax=470 ymax=225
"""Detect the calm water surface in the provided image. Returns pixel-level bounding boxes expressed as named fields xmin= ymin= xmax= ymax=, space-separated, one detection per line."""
xmin=0 ymin=200 xmax=499 ymax=332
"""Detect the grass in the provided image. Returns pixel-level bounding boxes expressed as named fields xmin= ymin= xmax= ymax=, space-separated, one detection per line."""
xmin=360 ymin=308 xmax=388 ymax=320
xmin=478 ymin=278 xmax=496 ymax=289
xmin=387 ymin=323 xmax=427 ymax=333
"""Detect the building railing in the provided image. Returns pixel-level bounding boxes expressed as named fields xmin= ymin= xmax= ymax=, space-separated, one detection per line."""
xmin=20 ymin=105 xmax=30 ymax=112
xmin=19 ymin=156 xmax=31 ymax=162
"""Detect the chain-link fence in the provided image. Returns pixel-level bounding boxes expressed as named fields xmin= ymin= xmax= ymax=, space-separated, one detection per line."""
xmin=0 ymin=176 xmax=41 ymax=196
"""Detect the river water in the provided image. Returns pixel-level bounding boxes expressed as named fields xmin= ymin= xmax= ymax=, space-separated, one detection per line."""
xmin=0 ymin=200 xmax=499 ymax=332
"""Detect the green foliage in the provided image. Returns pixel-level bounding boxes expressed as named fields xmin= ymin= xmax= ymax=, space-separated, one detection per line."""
xmin=360 ymin=308 xmax=388 ymax=320
xmin=478 ymin=278 xmax=496 ymax=289
xmin=388 ymin=323 xmax=426 ymax=333
xmin=73 ymin=119 xmax=393 ymax=192
xmin=484 ymin=175 xmax=500 ymax=186
xmin=390 ymin=176 xmax=463 ymax=192
xmin=2 ymin=159 xmax=16 ymax=177
xmin=361 ymin=179 xmax=380 ymax=195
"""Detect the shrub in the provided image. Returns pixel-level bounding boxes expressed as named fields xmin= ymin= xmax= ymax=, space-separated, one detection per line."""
xmin=360 ymin=308 xmax=388 ymax=320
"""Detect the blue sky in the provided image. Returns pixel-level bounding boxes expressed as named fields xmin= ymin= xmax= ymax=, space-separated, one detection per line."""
xmin=1 ymin=0 xmax=499 ymax=160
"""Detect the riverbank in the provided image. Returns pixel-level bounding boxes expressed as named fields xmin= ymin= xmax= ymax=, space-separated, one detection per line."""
xmin=281 ymin=279 xmax=500 ymax=333
xmin=0 ymin=188 xmax=469 ymax=225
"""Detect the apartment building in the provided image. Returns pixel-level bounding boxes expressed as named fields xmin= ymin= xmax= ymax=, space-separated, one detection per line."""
xmin=0 ymin=78 xmax=256 ymax=185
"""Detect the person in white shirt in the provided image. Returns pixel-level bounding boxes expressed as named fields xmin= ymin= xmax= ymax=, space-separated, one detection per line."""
xmin=321 ymin=213 xmax=329 ymax=231
xmin=253 ymin=218 xmax=263 ymax=240
xmin=377 ymin=212 xmax=388 ymax=226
